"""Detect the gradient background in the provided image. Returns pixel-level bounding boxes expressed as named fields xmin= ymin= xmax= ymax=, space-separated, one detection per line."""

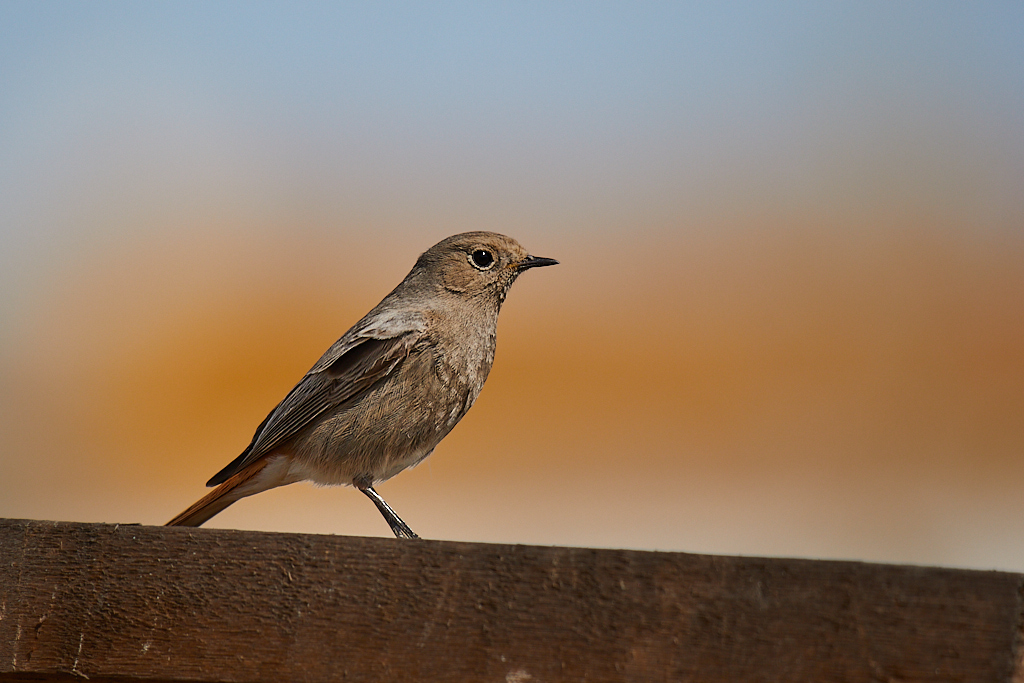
xmin=2 ymin=2 xmax=1023 ymax=570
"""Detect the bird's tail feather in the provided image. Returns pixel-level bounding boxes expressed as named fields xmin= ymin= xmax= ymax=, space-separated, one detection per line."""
xmin=166 ymin=459 xmax=274 ymax=527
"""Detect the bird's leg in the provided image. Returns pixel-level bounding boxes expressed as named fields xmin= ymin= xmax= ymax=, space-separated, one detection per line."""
xmin=360 ymin=486 xmax=419 ymax=539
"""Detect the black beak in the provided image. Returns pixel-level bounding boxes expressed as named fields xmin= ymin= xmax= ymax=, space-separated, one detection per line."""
xmin=518 ymin=255 xmax=559 ymax=270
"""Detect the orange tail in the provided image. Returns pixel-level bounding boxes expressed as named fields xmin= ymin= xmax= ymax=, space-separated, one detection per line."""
xmin=166 ymin=459 xmax=273 ymax=527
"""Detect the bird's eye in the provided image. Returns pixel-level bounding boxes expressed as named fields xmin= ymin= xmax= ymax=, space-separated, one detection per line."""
xmin=470 ymin=249 xmax=495 ymax=270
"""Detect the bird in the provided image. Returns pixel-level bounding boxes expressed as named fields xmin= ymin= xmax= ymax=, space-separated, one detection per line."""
xmin=166 ymin=231 xmax=557 ymax=538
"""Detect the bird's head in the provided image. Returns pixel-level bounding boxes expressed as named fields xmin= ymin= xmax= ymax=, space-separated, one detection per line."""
xmin=412 ymin=231 xmax=558 ymax=302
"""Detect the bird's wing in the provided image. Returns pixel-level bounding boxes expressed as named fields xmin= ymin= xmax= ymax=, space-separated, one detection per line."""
xmin=206 ymin=311 xmax=427 ymax=486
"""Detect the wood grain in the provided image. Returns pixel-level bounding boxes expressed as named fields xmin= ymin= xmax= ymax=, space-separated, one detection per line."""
xmin=1 ymin=518 xmax=1022 ymax=682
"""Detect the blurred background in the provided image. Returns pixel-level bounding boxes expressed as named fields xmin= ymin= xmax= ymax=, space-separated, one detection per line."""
xmin=2 ymin=2 xmax=1022 ymax=570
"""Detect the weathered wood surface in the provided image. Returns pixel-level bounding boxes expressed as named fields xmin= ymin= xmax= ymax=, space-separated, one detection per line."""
xmin=1 ymin=518 xmax=1022 ymax=682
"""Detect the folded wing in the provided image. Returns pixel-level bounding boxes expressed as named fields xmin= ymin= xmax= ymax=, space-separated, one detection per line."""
xmin=207 ymin=313 xmax=427 ymax=486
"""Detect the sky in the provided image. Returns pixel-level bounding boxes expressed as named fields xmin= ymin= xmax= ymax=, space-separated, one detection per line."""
xmin=2 ymin=2 xmax=1023 ymax=571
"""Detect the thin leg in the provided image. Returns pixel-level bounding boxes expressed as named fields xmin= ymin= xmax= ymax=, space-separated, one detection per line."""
xmin=361 ymin=486 xmax=419 ymax=539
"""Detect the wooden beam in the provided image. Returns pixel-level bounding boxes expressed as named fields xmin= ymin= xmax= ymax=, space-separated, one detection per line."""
xmin=1 ymin=518 xmax=1022 ymax=682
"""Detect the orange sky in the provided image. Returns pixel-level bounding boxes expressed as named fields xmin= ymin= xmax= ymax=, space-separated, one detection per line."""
xmin=3 ymin=219 xmax=1023 ymax=569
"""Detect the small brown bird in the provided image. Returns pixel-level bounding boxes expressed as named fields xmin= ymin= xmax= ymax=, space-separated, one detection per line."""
xmin=166 ymin=232 xmax=557 ymax=538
